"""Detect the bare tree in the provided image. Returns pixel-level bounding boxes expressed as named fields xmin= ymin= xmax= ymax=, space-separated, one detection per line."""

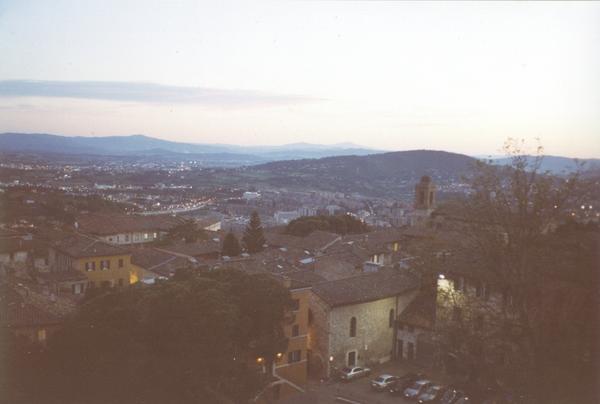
xmin=421 ymin=139 xmax=597 ymax=403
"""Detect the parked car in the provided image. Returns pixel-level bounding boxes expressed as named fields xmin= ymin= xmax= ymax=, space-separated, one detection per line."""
xmin=370 ymin=374 xmax=399 ymax=391
xmin=418 ymin=384 xmax=447 ymax=403
xmin=439 ymin=387 xmax=466 ymax=404
xmin=389 ymin=372 xmax=427 ymax=395
xmin=339 ymin=366 xmax=371 ymax=381
xmin=405 ymin=379 xmax=433 ymax=400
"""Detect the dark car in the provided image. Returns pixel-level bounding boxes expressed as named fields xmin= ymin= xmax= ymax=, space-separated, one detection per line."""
xmin=389 ymin=372 xmax=427 ymax=395
xmin=370 ymin=374 xmax=399 ymax=391
xmin=439 ymin=387 xmax=466 ymax=404
xmin=404 ymin=379 xmax=433 ymax=400
xmin=418 ymin=384 xmax=447 ymax=403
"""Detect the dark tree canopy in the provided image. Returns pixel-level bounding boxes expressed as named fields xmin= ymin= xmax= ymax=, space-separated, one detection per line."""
xmin=242 ymin=211 xmax=265 ymax=253
xmin=285 ymin=214 xmax=370 ymax=237
xmin=163 ymin=219 xmax=207 ymax=244
xmin=426 ymin=140 xmax=598 ymax=403
xmin=3 ymin=269 xmax=293 ymax=404
xmin=222 ymin=231 xmax=241 ymax=257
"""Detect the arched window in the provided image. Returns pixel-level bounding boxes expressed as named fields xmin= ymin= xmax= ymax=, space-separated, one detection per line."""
xmin=349 ymin=317 xmax=357 ymax=337
xmin=389 ymin=309 xmax=395 ymax=328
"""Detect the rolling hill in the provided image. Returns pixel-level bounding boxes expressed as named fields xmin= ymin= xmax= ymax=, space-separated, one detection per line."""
xmin=243 ymin=150 xmax=477 ymax=197
xmin=0 ymin=133 xmax=379 ymax=164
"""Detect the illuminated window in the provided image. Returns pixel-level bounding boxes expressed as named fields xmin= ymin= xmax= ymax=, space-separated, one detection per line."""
xmin=37 ymin=328 xmax=46 ymax=342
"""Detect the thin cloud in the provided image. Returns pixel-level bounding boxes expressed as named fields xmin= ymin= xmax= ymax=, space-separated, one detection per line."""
xmin=0 ymin=80 xmax=320 ymax=107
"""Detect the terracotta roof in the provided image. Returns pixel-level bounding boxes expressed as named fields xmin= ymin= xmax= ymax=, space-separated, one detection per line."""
xmin=312 ymin=268 xmax=419 ymax=308
xmin=0 ymin=286 xmax=62 ymax=328
xmin=397 ymin=290 xmax=436 ymax=329
xmin=265 ymin=230 xmax=341 ymax=253
xmin=37 ymin=270 xmax=88 ymax=282
xmin=283 ymin=269 xmax=327 ymax=289
xmin=0 ymin=237 xmax=34 ymax=254
xmin=158 ymin=239 xmax=221 ymax=258
xmin=131 ymin=247 xmax=191 ymax=277
xmin=53 ymin=233 xmax=130 ymax=258
xmin=76 ymin=213 xmax=185 ymax=236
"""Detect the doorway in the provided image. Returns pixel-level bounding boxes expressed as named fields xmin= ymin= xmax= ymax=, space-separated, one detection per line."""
xmin=347 ymin=351 xmax=357 ymax=367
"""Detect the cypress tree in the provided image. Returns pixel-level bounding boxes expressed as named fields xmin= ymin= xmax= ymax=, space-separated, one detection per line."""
xmin=242 ymin=211 xmax=266 ymax=253
xmin=222 ymin=231 xmax=241 ymax=257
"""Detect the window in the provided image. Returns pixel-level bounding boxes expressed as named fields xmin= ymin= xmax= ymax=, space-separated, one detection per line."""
xmin=118 ymin=258 xmax=124 ymax=268
xmin=144 ymin=233 xmax=149 ymax=239
xmin=389 ymin=309 xmax=395 ymax=328
xmin=72 ymin=283 xmax=82 ymax=294
xmin=291 ymin=324 xmax=299 ymax=337
xmin=125 ymin=234 xmax=130 ymax=242
xmin=349 ymin=317 xmax=357 ymax=337
xmin=288 ymin=350 xmax=301 ymax=363
xmin=100 ymin=260 xmax=110 ymax=270
xmin=37 ymin=328 xmax=46 ymax=342
xmin=85 ymin=261 xmax=95 ymax=272
xmin=290 ymin=299 xmax=300 ymax=311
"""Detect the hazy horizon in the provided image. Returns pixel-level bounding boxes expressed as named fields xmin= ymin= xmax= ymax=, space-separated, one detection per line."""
xmin=1 ymin=1 xmax=599 ymax=158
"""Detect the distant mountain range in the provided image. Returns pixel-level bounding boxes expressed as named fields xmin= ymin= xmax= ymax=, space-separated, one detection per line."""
xmin=1 ymin=133 xmax=597 ymax=174
xmin=484 ymin=155 xmax=600 ymax=174
xmin=0 ymin=133 xmax=380 ymax=163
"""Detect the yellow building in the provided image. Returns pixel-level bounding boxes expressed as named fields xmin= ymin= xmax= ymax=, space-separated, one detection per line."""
xmin=245 ymin=271 xmax=313 ymax=403
xmin=269 ymin=280 xmax=311 ymax=400
xmin=51 ymin=233 xmax=136 ymax=291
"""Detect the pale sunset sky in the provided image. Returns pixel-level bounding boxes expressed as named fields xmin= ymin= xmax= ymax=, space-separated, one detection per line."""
xmin=0 ymin=1 xmax=599 ymax=157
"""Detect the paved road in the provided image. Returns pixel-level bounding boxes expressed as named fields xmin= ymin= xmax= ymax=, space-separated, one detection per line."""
xmin=294 ymin=360 xmax=455 ymax=404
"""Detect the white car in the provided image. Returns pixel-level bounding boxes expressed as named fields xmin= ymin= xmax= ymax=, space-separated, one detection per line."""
xmin=370 ymin=374 xmax=399 ymax=391
xmin=339 ymin=366 xmax=371 ymax=381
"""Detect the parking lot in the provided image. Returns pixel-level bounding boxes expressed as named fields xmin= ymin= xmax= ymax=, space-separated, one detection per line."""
xmin=296 ymin=360 xmax=454 ymax=404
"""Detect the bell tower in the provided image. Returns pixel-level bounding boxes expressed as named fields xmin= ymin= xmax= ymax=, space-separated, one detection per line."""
xmin=414 ymin=175 xmax=436 ymax=211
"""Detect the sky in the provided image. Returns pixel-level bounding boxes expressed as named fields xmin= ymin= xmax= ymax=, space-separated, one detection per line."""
xmin=0 ymin=0 xmax=599 ymax=157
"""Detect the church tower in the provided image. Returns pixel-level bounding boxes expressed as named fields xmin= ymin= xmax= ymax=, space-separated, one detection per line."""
xmin=414 ymin=175 xmax=436 ymax=211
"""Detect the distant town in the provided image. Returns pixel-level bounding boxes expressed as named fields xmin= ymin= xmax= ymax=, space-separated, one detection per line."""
xmin=1 ymin=137 xmax=598 ymax=404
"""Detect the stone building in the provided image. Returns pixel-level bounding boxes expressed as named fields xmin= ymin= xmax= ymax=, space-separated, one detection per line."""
xmin=307 ymin=268 xmax=419 ymax=378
